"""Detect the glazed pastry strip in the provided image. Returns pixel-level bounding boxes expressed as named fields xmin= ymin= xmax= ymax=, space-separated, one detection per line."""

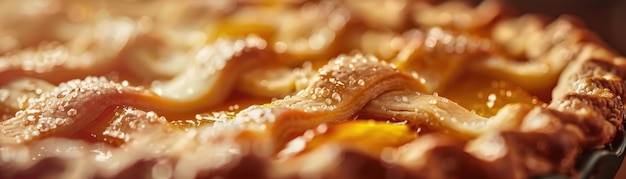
xmin=0 ymin=53 xmax=425 ymax=147
xmin=232 ymin=54 xmax=425 ymax=151
xmin=0 ymin=36 xmax=270 ymax=144
xmin=360 ymin=91 xmax=532 ymax=138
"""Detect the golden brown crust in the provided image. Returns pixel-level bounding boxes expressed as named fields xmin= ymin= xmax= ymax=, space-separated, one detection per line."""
xmin=0 ymin=1 xmax=625 ymax=179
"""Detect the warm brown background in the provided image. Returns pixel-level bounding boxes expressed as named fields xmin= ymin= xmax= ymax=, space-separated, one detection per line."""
xmin=496 ymin=0 xmax=626 ymax=178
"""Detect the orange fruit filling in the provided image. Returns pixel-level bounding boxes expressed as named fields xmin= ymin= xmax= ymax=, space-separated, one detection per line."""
xmin=279 ymin=120 xmax=417 ymax=158
xmin=440 ymin=72 xmax=546 ymax=117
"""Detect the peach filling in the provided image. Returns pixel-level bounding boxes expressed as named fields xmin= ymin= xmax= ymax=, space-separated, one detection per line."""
xmin=440 ymin=72 xmax=545 ymax=117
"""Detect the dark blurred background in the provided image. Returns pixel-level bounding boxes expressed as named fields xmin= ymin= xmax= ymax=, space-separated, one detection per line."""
xmin=494 ymin=0 xmax=626 ymax=55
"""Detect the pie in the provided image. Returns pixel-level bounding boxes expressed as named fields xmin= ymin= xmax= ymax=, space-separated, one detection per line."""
xmin=0 ymin=0 xmax=624 ymax=178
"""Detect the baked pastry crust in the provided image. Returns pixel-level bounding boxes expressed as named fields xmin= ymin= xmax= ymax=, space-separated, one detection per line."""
xmin=0 ymin=0 xmax=624 ymax=178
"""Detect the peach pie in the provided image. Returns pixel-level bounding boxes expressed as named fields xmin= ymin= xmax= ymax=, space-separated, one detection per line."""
xmin=0 ymin=0 xmax=624 ymax=178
